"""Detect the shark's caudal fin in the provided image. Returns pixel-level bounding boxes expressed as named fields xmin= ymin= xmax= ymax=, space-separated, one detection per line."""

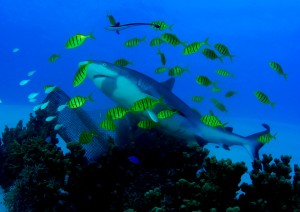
xmin=243 ymin=123 xmax=270 ymax=160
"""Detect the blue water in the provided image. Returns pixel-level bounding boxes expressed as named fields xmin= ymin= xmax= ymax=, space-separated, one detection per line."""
xmin=0 ymin=1 xmax=299 ymax=157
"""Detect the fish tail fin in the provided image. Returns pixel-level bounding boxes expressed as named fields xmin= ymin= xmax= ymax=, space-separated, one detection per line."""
xmin=185 ymin=66 xmax=190 ymax=73
xmin=212 ymin=81 xmax=218 ymax=88
xmin=244 ymin=123 xmax=270 ymax=160
xmin=203 ymin=37 xmax=210 ymax=46
xmin=221 ymin=122 xmax=228 ymax=128
xmin=229 ymin=54 xmax=235 ymax=62
xmin=270 ymin=102 xmax=276 ymax=109
xmin=88 ymin=93 xmax=94 ymax=102
xmin=168 ymin=24 xmax=174 ymax=31
xmin=89 ymin=32 xmax=96 ymax=40
xmin=273 ymin=132 xmax=278 ymax=140
xmin=157 ymin=49 xmax=162 ymax=55
xmin=284 ymin=73 xmax=288 ymax=80
xmin=141 ymin=36 xmax=147 ymax=42
xmin=181 ymin=42 xmax=187 ymax=47
xmin=231 ymin=73 xmax=235 ymax=78
xmin=219 ymin=55 xmax=224 ymax=63
xmin=129 ymin=61 xmax=134 ymax=66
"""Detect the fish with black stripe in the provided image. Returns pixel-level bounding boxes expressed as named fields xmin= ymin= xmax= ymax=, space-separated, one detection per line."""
xmin=269 ymin=61 xmax=287 ymax=80
xmin=254 ymin=91 xmax=276 ymax=108
xmin=211 ymin=98 xmax=228 ymax=112
xmin=214 ymin=43 xmax=234 ymax=62
xmin=73 ymin=61 xmax=93 ymax=87
xmin=183 ymin=38 xmax=210 ymax=55
xmin=114 ymin=58 xmax=134 ymax=67
xmin=161 ymin=33 xmax=186 ymax=47
xmin=202 ymin=48 xmax=223 ymax=62
xmin=151 ymin=21 xmax=173 ymax=30
xmin=67 ymin=93 xmax=94 ymax=109
xmin=257 ymin=132 xmax=277 ymax=144
xmin=157 ymin=49 xmax=166 ymax=65
xmin=106 ymin=106 xmax=129 ymax=120
xmin=107 ymin=14 xmax=117 ymax=26
xmin=65 ymin=32 xmax=95 ymax=49
xmin=150 ymin=37 xmax=165 ymax=47
xmin=124 ymin=36 xmax=146 ymax=47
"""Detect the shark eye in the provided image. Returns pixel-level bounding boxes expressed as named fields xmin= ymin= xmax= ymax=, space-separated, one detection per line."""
xmin=101 ymin=63 xmax=107 ymax=67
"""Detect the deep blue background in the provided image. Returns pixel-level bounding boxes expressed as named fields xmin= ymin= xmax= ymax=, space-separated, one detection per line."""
xmin=0 ymin=0 xmax=299 ymax=132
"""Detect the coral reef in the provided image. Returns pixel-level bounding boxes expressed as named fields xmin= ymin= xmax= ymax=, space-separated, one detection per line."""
xmin=239 ymin=154 xmax=300 ymax=211
xmin=0 ymin=112 xmax=300 ymax=211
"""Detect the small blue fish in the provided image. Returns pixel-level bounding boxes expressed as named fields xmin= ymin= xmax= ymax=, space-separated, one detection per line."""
xmin=128 ymin=156 xmax=141 ymax=165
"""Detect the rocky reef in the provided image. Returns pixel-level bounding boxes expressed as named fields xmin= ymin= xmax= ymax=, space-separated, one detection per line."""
xmin=0 ymin=111 xmax=299 ymax=211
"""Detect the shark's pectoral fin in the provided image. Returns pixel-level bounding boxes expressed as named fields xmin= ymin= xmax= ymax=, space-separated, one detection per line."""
xmin=222 ymin=144 xmax=230 ymax=151
xmin=194 ymin=135 xmax=207 ymax=147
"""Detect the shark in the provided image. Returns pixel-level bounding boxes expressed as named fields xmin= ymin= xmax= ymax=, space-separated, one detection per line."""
xmin=84 ymin=60 xmax=269 ymax=160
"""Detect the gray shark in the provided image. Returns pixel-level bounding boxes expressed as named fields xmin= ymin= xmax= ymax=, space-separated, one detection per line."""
xmin=84 ymin=60 xmax=269 ymax=160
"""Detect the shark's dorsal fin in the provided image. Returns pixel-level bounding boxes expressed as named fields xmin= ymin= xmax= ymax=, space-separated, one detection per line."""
xmin=160 ymin=78 xmax=175 ymax=91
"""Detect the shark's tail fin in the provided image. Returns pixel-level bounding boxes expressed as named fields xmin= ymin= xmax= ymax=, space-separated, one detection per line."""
xmin=243 ymin=123 xmax=270 ymax=160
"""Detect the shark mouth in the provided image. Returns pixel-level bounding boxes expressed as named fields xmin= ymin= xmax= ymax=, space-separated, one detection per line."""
xmin=93 ymin=74 xmax=110 ymax=79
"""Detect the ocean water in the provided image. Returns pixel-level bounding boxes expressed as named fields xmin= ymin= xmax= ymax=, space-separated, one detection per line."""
xmin=0 ymin=0 xmax=300 ymax=210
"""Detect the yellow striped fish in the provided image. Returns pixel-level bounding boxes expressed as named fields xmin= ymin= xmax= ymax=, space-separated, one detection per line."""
xmin=269 ymin=61 xmax=287 ymax=80
xmin=67 ymin=93 xmax=94 ymax=109
xmin=202 ymin=48 xmax=223 ymax=62
xmin=215 ymin=69 xmax=234 ymax=77
xmin=131 ymin=97 xmax=164 ymax=112
xmin=214 ymin=43 xmax=234 ymax=62
xmin=157 ymin=49 xmax=166 ymax=65
xmin=106 ymin=106 xmax=128 ymax=120
xmin=257 ymin=133 xmax=277 ymax=144
xmin=225 ymin=91 xmax=238 ymax=98
xmin=168 ymin=66 xmax=188 ymax=77
xmin=124 ymin=36 xmax=146 ymax=47
xmin=157 ymin=109 xmax=178 ymax=119
xmin=191 ymin=96 xmax=204 ymax=103
xmin=79 ymin=131 xmax=97 ymax=144
xmin=161 ymin=33 xmax=185 ymax=47
xmin=195 ymin=76 xmax=215 ymax=87
xmin=48 ymin=54 xmax=60 ymax=62
xmin=150 ymin=37 xmax=165 ymax=47
xmin=211 ymin=98 xmax=228 ymax=112
xmin=151 ymin=21 xmax=173 ymax=30
xmin=65 ymin=32 xmax=95 ymax=49
xmin=137 ymin=120 xmax=159 ymax=129
xmin=100 ymin=119 xmax=117 ymax=131
xmin=107 ymin=14 xmax=117 ymax=26
xmin=201 ymin=115 xmax=227 ymax=128
xmin=73 ymin=61 xmax=93 ymax=87
xmin=254 ymin=91 xmax=276 ymax=108
xmin=154 ymin=67 xmax=168 ymax=74
xmin=183 ymin=38 xmax=210 ymax=55
xmin=114 ymin=58 xmax=134 ymax=67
